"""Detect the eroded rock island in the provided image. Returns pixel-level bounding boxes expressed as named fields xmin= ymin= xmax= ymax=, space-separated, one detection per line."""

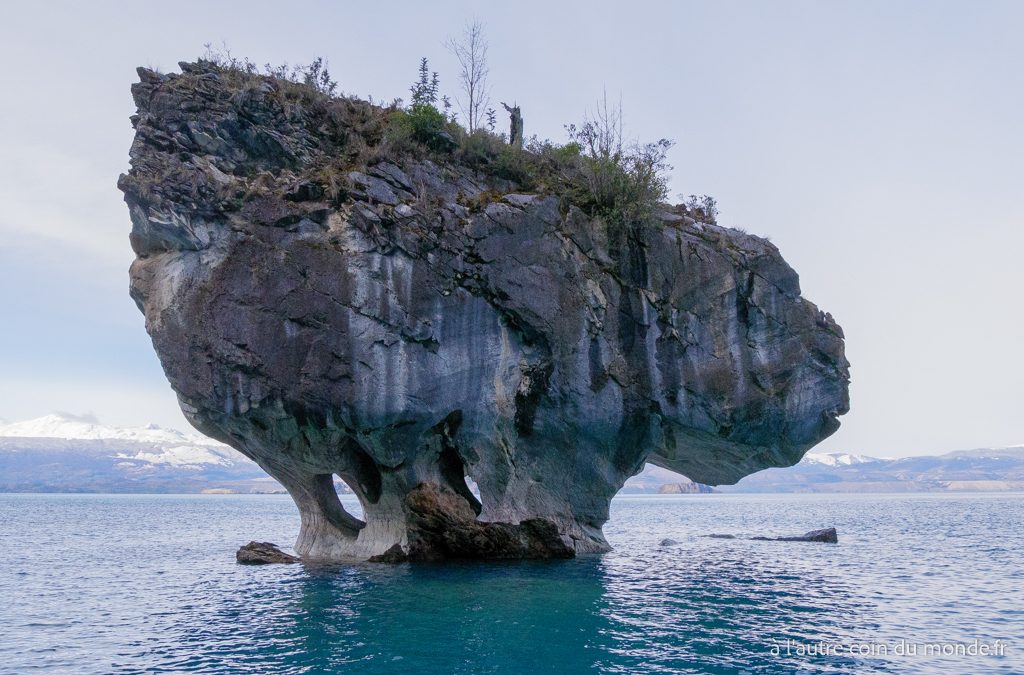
xmin=120 ymin=62 xmax=849 ymax=561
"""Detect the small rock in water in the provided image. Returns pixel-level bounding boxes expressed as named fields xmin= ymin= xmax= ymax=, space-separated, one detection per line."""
xmin=236 ymin=541 xmax=300 ymax=564
xmin=751 ymin=527 xmax=838 ymax=544
xmin=659 ymin=538 xmax=679 ymax=547
xmin=705 ymin=534 xmax=737 ymax=539
xmin=785 ymin=527 xmax=838 ymax=543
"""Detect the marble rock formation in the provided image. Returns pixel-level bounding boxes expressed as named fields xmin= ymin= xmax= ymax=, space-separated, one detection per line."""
xmin=120 ymin=62 xmax=849 ymax=561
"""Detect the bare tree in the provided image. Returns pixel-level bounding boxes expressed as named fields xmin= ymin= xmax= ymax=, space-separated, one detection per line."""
xmin=446 ymin=20 xmax=491 ymax=132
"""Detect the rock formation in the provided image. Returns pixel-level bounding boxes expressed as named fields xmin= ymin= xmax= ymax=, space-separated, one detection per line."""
xmin=120 ymin=62 xmax=850 ymax=561
xmin=369 ymin=483 xmax=574 ymax=562
xmin=752 ymin=527 xmax=839 ymax=543
xmin=236 ymin=541 xmax=300 ymax=564
xmin=706 ymin=527 xmax=839 ymax=543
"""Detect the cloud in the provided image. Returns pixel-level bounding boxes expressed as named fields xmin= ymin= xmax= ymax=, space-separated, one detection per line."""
xmin=0 ymin=144 xmax=131 ymax=264
xmin=0 ymin=375 xmax=189 ymax=432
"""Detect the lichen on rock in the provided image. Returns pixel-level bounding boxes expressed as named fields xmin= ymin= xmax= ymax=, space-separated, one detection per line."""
xmin=120 ymin=61 xmax=849 ymax=561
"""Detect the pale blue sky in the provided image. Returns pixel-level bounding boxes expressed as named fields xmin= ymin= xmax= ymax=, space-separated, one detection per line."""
xmin=0 ymin=1 xmax=1021 ymax=457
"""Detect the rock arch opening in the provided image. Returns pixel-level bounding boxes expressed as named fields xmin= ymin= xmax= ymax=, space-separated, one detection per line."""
xmin=310 ymin=472 xmax=365 ymax=534
xmin=438 ymin=444 xmax=482 ymax=516
xmin=337 ymin=439 xmax=383 ymax=505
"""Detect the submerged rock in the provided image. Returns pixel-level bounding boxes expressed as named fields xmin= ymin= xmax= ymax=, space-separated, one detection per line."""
xmin=659 ymin=538 xmax=679 ymax=547
xmin=236 ymin=541 xmax=300 ymax=564
xmin=120 ymin=62 xmax=849 ymax=562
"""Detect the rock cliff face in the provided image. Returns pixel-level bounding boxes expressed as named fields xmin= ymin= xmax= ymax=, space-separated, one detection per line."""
xmin=120 ymin=62 xmax=849 ymax=561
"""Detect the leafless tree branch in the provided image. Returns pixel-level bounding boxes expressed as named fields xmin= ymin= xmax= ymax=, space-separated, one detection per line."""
xmin=446 ymin=20 xmax=491 ymax=133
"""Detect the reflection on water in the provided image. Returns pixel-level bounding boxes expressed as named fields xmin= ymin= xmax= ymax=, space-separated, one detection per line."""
xmin=1 ymin=493 xmax=1021 ymax=673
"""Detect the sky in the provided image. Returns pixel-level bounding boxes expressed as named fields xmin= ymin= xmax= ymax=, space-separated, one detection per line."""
xmin=0 ymin=0 xmax=1020 ymax=457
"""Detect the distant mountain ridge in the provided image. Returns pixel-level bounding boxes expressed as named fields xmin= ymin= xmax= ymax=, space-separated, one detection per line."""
xmin=0 ymin=414 xmax=273 ymax=493
xmin=0 ymin=413 xmax=216 ymax=446
xmin=625 ymin=447 xmax=1024 ymax=493
xmin=1 ymin=415 xmax=1022 ymax=493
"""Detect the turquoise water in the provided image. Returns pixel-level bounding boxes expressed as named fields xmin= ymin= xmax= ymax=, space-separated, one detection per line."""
xmin=1 ymin=493 xmax=1021 ymax=673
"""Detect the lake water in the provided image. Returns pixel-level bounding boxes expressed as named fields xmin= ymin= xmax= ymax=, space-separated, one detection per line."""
xmin=1 ymin=492 xmax=1021 ymax=673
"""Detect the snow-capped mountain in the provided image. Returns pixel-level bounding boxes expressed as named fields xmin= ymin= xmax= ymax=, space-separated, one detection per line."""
xmin=801 ymin=451 xmax=883 ymax=467
xmin=720 ymin=445 xmax=1024 ymax=492
xmin=0 ymin=414 xmax=274 ymax=493
xmin=3 ymin=413 xmax=1022 ymax=494
xmin=0 ymin=413 xmax=241 ymax=469
xmin=0 ymin=413 xmax=220 ymax=446
xmin=624 ymin=446 xmax=1024 ymax=493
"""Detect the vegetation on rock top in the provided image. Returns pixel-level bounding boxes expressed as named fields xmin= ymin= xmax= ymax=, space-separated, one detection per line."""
xmin=188 ymin=38 xmax=719 ymax=231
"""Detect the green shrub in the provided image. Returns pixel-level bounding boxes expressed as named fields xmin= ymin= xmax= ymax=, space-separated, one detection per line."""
xmin=455 ymin=129 xmax=506 ymax=169
xmin=551 ymin=141 xmax=582 ymax=162
xmin=564 ymin=95 xmax=674 ymax=224
xmin=390 ymin=105 xmax=455 ymax=153
xmin=491 ymin=145 xmax=536 ymax=186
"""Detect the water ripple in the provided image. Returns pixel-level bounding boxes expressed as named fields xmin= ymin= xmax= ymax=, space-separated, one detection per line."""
xmin=1 ymin=493 xmax=1021 ymax=673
